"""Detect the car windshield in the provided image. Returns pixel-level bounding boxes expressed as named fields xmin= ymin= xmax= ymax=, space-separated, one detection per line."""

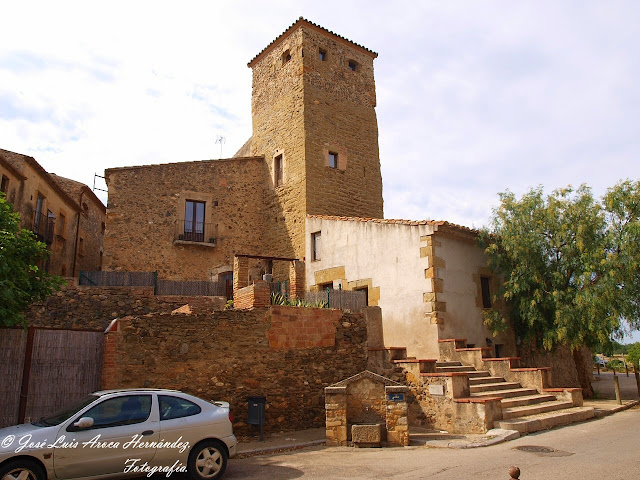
xmin=32 ymin=395 xmax=99 ymax=427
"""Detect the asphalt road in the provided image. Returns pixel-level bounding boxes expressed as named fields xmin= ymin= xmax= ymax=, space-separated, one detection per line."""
xmin=592 ymin=370 xmax=640 ymax=400
xmin=224 ymin=406 xmax=640 ymax=479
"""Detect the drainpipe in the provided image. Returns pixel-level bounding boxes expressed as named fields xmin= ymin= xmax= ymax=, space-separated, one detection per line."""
xmin=72 ymin=189 xmax=85 ymax=278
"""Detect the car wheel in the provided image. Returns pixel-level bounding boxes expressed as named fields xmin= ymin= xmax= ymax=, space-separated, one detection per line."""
xmin=188 ymin=440 xmax=228 ymax=480
xmin=0 ymin=459 xmax=46 ymax=480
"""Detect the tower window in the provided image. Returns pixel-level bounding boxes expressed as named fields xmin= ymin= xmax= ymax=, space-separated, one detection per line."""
xmin=1 ymin=175 xmax=8 ymax=194
xmin=328 ymin=152 xmax=338 ymax=169
xmin=318 ymin=48 xmax=327 ymax=61
xmin=348 ymin=60 xmax=357 ymax=71
xmin=274 ymin=154 xmax=284 ymax=187
xmin=282 ymin=49 xmax=291 ymax=65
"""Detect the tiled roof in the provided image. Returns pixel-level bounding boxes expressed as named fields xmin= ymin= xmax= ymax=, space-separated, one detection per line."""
xmin=50 ymin=173 xmax=106 ymax=212
xmin=248 ymin=17 xmax=378 ymax=67
xmin=306 ymin=214 xmax=479 ymax=235
xmin=0 ymin=148 xmax=81 ymax=212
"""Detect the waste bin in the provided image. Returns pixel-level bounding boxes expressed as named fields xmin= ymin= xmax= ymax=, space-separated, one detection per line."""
xmin=247 ymin=396 xmax=266 ymax=441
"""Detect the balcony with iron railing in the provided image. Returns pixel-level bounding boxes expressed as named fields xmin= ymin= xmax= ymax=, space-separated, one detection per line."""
xmin=32 ymin=213 xmax=55 ymax=244
xmin=173 ymin=219 xmax=217 ymax=247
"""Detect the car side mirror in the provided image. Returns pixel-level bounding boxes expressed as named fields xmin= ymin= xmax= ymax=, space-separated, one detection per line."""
xmin=73 ymin=417 xmax=94 ymax=429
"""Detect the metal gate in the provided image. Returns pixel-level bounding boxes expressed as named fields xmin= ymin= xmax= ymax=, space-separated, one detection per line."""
xmin=0 ymin=327 xmax=104 ymax=428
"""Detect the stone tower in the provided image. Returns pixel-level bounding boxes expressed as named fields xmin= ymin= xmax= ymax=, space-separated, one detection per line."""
xmin=247 ymin=18 xmax=384 ymax=260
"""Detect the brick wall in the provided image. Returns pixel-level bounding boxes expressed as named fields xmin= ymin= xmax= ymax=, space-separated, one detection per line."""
xmin=267 ymin=305 xmax=342 ymax=349
xmin=234 ymin=281 xmax=270 ymax=310
xmin=101 ymin=306 xmax=368 ymax=433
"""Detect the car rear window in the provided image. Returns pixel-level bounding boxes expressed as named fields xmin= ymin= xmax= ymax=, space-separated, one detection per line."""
xmin=159 ymin=395 xmax=202 ymax=420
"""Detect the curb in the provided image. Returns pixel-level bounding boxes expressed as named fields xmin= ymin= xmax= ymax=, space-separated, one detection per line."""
xmin=592 ymin=400 xmax=639 ymax=418
xmin=428 ymin=429 xmax=521 ymax=449
xmin=236 ymin=439 xmax=326 ymax=457
xmin=233 ymin=402 xmax=639 ymax=457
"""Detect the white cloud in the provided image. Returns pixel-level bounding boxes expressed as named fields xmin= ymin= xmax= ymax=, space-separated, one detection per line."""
xmin=1 ymin=0 xmax=639 ymax=222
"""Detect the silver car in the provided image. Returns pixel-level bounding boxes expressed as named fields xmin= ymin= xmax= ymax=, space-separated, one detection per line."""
xmin=0 ymin=389 xmax=236 ymax=480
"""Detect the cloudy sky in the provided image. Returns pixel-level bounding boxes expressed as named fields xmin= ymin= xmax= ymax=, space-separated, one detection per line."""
xmin=2 ymin=0 xmax=639 ymax=228
xmin=2 ymin=1 xmax=640 ymax=340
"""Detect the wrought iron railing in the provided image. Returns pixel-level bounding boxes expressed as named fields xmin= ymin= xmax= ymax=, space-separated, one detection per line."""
xmin=32 ymin=213 xmax=55 ymax=244
xmin=174 ymin=219 xmax=217 ymax=244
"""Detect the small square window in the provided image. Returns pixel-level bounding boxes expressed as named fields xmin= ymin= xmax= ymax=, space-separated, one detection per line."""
xmin=312 ymin=231 xmax=321 ymax=261
xmin=328 ymin=152 xmax=338 ymax=169
xmin=318 ymin=48 xmax=327 ymax=61
xmin=282 ymin=50 xmax=291 ymax=65
xmin=348 ymin=60 xmax=357 ymax=71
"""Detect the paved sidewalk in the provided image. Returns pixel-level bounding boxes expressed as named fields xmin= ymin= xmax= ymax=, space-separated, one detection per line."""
xmin=235 ymin=392 xmax=639 ymax=456
xmin=237 ymin=428 xmax=326 ymax=456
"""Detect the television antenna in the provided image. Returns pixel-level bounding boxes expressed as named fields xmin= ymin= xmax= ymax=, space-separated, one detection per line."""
xmin=93 ymin=173 xmax=108 ymax=193
xmin=215 ymin=135 xmax=226 ymax=159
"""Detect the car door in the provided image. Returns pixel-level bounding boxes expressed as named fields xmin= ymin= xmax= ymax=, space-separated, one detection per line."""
xmin=54 ymin=393 xmax=160 ymax=479
xmin=152 ymin=394 xmax=203 ymax=465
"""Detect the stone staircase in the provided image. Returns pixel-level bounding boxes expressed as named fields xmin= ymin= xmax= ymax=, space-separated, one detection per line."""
xmin=433 ymin=356 xmax=595 ymax=434
xmin=368 ymin=343 xmax=594 ymax=435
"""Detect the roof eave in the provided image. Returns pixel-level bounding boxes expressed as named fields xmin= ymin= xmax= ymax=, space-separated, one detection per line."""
xmin=248 ymin=17 xmax=378 ymax=68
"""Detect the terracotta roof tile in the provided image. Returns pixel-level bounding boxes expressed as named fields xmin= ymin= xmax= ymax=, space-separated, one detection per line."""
xmin=248 ymin=17 xmax=377 ymax=67
xmin=306 ymin=214 xmax=479 ymax=235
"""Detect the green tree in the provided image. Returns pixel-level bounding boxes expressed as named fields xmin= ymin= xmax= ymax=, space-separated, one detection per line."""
xmin=0 ymin=192 xmax=63 ymax=326
xmin=479 ymin=180 xmax=640 ymax=351
xmin=627 ymin=343 xmax=640 ymax=369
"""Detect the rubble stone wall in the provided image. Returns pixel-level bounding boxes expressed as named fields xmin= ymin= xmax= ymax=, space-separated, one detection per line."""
xmin=102 ymin=307 xmax=368 ymax=434
xmin=25 ymin=284 xmax=224 ymax=330
xmin=103 ymin=157 xmax=268 ymax=281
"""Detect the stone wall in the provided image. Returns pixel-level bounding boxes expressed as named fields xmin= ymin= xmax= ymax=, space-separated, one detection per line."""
xmin=249 ymin=26 xmax=307 ymax=263
xmin=248 ymin=20 xmax=384 ymax=265
xmin=25 ymin=283 xmax=224 ymax=330
xmin=104 ymin=157 xmax=269 ymax=281
xmin=102 ymin=306 xmax=368 ymax=433
xmin=50 ymin=174 xmax=106 ymax=274
xmin=302 ymin=25 xmax=383 ymax=220
xmin=0 ymin=149 xmax=81 ymax=277
xmin=518 ymin=341 xmax=594 ymax=397
xmin=75 ymin=190 xmax=105 ymax=273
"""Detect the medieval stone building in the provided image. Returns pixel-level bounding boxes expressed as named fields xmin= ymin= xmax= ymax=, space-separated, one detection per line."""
xmin=103 ymin=18 xmax=515 ymax=359
xmin=0 ymin=149 xmax=105 ymax=276
xmin=104 ymin=17 xmax=383 ymax=282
